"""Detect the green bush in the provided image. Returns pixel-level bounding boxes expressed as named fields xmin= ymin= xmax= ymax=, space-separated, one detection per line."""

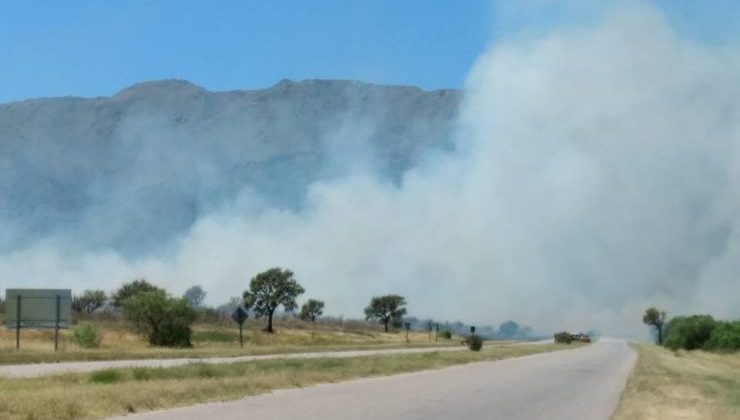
xmin=90 ymin=369 xmax=121 ymax=384
xmin=554 ymin=331 xmax=573 ymax=344
xmin=123 ymin=290 xmax=197 ymax=347
xmin=73 ymin=323 xmax=102 ymax=349
xmin=440 ymin=330 xmax=452 ymax=340
xmin=663 ymin=315 xmax=717 ymax=351
xmin=704 ymin=320 xmax=740 ymax=351
xmin=465 ymin=334 xmax=483 ymax=351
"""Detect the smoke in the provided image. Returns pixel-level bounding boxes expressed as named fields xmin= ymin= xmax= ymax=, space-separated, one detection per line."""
xmin=3 ymin=2 xmax=740 ymax=335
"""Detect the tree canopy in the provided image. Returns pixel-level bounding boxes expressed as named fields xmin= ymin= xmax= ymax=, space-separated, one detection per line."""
xmin=112 ymin=279 xmax=163 ymax=307
xmin=72 ymin=290 xmax=107 ymax=314
xmin=183 ymin=285 xmax=207 ymax=308
xmin=498 ymin=320 xmax=520 ymax=339
xmin=299 ymin=299 xmax=325 ymax=323
xmin=364 ymin=295 xmax=407 ymax=332
xmin=643 ymin=307 xmax=667 ymax=345
xmin=243 ymin=267 xmax=304 ymax=333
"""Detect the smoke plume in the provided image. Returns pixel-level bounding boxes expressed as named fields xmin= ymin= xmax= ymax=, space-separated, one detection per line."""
xmin=2 ymin=2 xmax=740 ymax=335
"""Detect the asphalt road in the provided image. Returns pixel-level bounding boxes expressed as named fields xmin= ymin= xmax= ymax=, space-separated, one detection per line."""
xmin=110 ymin=338 xmax=635 ymax=420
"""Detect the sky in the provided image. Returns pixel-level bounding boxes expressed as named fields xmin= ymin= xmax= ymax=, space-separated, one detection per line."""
xmin=2 ymin=1 xmax=740 ymax=103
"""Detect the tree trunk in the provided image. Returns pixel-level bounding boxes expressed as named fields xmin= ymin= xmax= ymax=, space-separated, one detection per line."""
xmin=657 ymin=324 xmax=662 ymax=345
xmin=384 ymin=319 xmax=389 ymax=332
xmin=266 ymin=310 xmax=274 ymax=333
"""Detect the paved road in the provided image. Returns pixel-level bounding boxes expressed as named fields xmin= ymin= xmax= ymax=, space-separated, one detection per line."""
xmin=110 ymin=338 xmax=635 ymax=420
xmin=0 ymin=346 xmax=470 ymax=378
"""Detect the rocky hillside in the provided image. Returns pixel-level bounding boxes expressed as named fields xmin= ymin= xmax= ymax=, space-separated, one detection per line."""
xmin=0 ymin=79 xmax=461 ymax=255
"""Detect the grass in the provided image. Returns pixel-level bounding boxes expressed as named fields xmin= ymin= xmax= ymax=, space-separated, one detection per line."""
xmin=0 ymin=342 xmax=576 ymax=420
xmin=613 ymin=344 xmax=740 ymax=420
xmin=0 ymin=319 xmax=466 ymax=365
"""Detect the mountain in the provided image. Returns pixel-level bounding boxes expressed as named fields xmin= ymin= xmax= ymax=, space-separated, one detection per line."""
xmin=0 ymin=79 xmax=462 ymax=256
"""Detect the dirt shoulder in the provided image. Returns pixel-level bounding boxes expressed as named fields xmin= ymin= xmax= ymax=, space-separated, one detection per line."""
xmin=612 ymin=343 xmax=740 ymax=420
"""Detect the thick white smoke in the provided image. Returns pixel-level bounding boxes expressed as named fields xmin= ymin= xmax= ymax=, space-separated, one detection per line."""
xmin=2 ymin=3 xmax=740 ymax=335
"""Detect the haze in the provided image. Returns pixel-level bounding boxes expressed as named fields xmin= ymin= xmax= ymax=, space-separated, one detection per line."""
xmin=2 ymin=1 xmax=740 ymax=336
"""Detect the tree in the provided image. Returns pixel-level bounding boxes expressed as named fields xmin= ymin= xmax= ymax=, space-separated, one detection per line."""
xmin=183 ymin=285 xmax=207 ymax=308
xmin=243 ymin=267 xmax=305 ymax=333
xmin=72 ymin=290 xmax=107 ymax=314
xmin=364 ymin=295 xmax=407 ymax=332
xmin=498 ymin=320 xmax=520 ymax=339
xmin=112 ymin=279 xmax=163 ymax=308
xmin=642 ymin=307 xmax=667 ymax=345
xmin=123 ymin=290 xmax=197 ymax=347
xmin=663 ymin=315 xmax=717 ymax=350
xmin=299 ymin=299 xmax=325 ymax=327
xmin=0 ymin=296 xmax=5 ymax=314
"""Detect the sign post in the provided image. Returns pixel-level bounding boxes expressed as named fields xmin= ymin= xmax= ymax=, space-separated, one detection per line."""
xmin=15 ymin=294 xmax=20 ymax=350
xmin=231 ymin=307 xmax=248 ymax=348
xmin=54 ymin=294 xmax=61 ymax=352
xmin=404 ymin=322 xmax=411 ymax=343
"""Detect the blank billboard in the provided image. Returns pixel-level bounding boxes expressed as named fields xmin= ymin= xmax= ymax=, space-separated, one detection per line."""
xmin=5 ymin=289 xmax=72 ymax=329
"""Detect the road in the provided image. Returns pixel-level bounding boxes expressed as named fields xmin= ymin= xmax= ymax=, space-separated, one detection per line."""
xmin=109 ymin=338 xmax=635 ymax=420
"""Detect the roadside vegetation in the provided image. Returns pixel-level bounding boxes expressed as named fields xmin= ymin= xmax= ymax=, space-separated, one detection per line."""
xmin=613 ymin=344 xmax=740 ymax=420
xmin=616 ymin=307 xmax=740 ymax=419
xmin=642 ymin=307 xmax=740 ymax=352
xmin=0 ymin=343 xmax=577 ymax=420
xmin=0 ymin=318 xmax=461 ymax=365
xmin=1 ymin=267 xmax=538 ymax=364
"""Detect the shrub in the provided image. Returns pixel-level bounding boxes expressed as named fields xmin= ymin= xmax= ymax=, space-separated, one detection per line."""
xmin=73 ymin=323 xmax=102 ymax=349
xmin=112 ymin=279 xmax=163 ymax=308
xmin=554 ymin=331 xmax=573 ymax=344
xmin=465 ymin=334 xmax=483 ymax=351
xmin=440 ymin=330 xmax=452 ymax=340
xmin=90 ymin=369 xmax=121 ymax=384
xmin=704 ymin=320 xmax=740 ymax=351
xmin=663 ymin=315 xmax=717 ymax=350
xmin=123 ymin=290 xmax=197 ymax=347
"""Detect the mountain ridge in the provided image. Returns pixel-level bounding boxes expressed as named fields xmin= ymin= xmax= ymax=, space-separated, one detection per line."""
xmin=0 ymin=79 xmax=463 ymax=256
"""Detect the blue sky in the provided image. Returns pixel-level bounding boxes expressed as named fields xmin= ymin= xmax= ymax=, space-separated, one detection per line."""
xmin=0 ymin=0 xmax=738 ymax=103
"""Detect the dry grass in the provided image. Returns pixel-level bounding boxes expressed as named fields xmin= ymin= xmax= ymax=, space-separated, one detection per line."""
xmin=0 ymin=320 xmax=462 ymax=364
xmin=613 ymin=344 xmax=740 ymax=420
xmin=0 ymin=343 xmax=574 ymax=420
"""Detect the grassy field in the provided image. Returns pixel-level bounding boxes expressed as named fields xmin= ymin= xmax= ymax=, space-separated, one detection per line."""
xmin=613 ymin=344 xmax=740 ymax=420
xmin=0 ymin=317 xmax=472 ymax=364
xmin=0 ymin=342 xmax=575 ymax=420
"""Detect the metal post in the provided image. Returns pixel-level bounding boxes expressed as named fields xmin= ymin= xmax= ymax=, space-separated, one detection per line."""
xmin=16 ymin=295 xmax=21 ymax=350
xmin=54 ymin=295 xmax=60 ymax=352
xmin=239 ymin=323 xmax=244 ymax=348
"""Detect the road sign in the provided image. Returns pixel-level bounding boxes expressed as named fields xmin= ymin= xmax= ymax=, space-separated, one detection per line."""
xmin=5 ymin=289 xmax=72 ymax=351
xmin=232 ymin=306 xmax=248 ymax=324
xmin=231 ymin=306 xmax=248 ymax=348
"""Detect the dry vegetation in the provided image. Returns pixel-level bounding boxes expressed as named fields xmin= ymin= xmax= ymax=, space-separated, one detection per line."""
xmin=613 ymin=344 xmax=740 ymax=420
xmin=0 ymin=343 xmax=572 ymax=420
xmin=0 ymin=316 xmax=463 ymax=365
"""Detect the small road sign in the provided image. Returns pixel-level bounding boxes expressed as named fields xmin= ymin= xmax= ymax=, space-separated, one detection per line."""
xmin=231 ymin=307 xmax=249 ymax=348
